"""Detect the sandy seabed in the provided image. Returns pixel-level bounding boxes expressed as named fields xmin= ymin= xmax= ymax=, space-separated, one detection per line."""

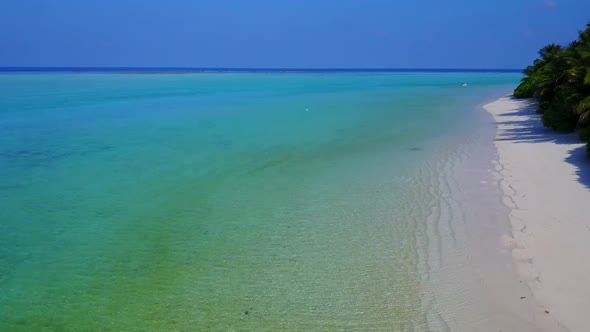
xmin=485 ymin=96 xmax=590 ymax=332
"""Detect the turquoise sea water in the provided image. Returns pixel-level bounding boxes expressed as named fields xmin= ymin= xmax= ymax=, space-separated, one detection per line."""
xmin=0 ymin=72 xmax=520 ymax=331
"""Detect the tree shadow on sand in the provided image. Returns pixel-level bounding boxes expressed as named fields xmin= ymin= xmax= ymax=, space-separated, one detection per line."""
xmin=493 ymin=96 xmax=590 ymax=191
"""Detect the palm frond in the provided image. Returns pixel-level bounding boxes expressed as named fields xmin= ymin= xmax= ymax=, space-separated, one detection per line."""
xmin=577 ymin=96 xmax=590 ymax=114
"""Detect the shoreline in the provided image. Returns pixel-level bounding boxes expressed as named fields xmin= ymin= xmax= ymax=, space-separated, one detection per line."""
xmin=485 ymin=96 xmax=590 ymax=331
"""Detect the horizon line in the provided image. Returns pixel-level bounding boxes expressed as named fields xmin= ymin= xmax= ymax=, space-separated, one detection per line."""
xmin=0 ymin=66 xmax=523 ymax=73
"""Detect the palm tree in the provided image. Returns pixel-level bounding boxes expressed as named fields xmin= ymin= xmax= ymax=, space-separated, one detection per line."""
xmin=565 ymin=24 xmax=590 ymax=125
xmin=514 ymin=22 xmax=590 ymax=136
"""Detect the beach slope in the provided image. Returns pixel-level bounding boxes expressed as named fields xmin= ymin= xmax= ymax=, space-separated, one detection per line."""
xmin=485 ymin=96 xmax=590 ymax=331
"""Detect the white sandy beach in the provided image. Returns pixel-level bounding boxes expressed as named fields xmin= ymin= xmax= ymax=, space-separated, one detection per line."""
xmin=485 ymin=96 xmax=590 ymax=331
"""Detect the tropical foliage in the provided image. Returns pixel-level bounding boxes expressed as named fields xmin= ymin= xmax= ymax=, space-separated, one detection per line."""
xmin=514 ymin=22 xmax=590 ymax=155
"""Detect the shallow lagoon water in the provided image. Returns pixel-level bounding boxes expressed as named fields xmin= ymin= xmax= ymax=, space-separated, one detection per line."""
xmin=0 ymin=72 xmax=520 ymax=330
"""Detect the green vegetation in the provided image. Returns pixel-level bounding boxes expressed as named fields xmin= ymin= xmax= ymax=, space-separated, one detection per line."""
xmin=514 ymin=23 xmax=590 ymax=155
